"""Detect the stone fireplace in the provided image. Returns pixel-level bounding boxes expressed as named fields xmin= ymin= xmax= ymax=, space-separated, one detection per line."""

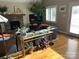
xmin=0 ymin=14 xmax=25 ymax=32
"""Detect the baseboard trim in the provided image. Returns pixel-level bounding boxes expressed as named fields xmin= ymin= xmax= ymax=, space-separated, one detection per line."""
xmin=58 ymin=30 xmax=79 ymax=38
xmin=58 ymin=30 xmax=68 ymax=34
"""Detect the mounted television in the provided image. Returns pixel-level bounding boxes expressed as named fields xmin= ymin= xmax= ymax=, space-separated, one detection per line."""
xmin=29 ymin=14 xmax=42 ymax=24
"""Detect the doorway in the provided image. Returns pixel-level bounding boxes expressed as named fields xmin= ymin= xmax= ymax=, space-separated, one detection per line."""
xmin=70 ymin=6 xmax=79 ymax=36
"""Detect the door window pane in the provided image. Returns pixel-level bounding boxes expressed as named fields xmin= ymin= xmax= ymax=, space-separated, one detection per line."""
xmin=70 ymin=6 xmax=79 ymax=34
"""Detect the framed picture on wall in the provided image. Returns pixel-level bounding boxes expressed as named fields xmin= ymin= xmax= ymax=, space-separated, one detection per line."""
xmin=59 ymin=5 xmax=66 ymax=12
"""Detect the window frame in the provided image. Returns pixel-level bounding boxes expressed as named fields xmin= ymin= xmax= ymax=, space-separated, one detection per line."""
xmin=46 ymin=6 xmax=57 ymax=23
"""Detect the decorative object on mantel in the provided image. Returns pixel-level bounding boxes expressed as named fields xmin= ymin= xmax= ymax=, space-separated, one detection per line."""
xmin=0 ymin=6 xmax=7 ymax=14
xmin=13 ymin=6 xmax=16 ymax=13
xmin=16 ymin=8 xmax=22 ymax=14
xmin=13 ymin=6 xmax=22 ymax=14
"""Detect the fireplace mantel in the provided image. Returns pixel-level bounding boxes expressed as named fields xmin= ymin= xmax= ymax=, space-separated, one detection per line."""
xmin=0 ymin=14 xmax=25 ymax=16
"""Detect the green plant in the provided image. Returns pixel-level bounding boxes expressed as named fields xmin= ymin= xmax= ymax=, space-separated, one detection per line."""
xmin=30 ymin=2 xmax=45 ymax=16
xmin=0 ymin=6 xmax=7 ymax=13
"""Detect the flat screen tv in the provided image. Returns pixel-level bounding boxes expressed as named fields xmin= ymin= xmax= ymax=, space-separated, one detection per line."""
xmin=29 ymin=14 xmax=42 ymax=24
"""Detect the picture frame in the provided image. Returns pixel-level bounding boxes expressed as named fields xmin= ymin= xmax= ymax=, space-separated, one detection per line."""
xmin=59 ymin=5 xmax=66 ymax=12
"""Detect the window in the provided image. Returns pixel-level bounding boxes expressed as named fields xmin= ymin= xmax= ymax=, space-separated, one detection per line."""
xmin=46 ymin=6 xmax=56 ymax=22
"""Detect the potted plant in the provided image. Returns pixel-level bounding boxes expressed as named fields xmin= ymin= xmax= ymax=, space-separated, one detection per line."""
xmin=30 ymin=2 xmax=45 ymax=16
xmin=0 ymin=6 xmax=7 ymax=14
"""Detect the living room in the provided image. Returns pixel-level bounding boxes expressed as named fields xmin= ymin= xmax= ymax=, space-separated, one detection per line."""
xmin=0 ymin=0 xmax=79 ymax=59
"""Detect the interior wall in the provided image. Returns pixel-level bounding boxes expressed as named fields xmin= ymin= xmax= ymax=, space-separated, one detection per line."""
xmin=43 ymin=0 xmax=79 ymax=33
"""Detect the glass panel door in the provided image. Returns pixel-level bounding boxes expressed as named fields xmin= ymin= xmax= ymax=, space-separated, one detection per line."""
xmin=70 ymin=6 xmax=79 ymax=34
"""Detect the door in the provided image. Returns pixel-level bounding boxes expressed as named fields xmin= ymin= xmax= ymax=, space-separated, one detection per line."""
xmin=70 ymin=6 xmax=79 ymax=36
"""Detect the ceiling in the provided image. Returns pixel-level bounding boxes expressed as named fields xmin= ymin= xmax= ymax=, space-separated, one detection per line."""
xmin=0 ymin=0 xmax=42 ymax=3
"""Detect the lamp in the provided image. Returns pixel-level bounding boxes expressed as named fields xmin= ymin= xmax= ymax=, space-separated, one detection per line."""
xmin=0 ymin=15 xmax=8 ymax=23
xmin=0 ymin=15 xmax=8 ymax=57
xmin=0 ymin=15 xmax=20 ymax=58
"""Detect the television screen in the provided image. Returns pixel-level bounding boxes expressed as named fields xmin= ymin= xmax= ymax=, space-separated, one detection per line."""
xmin=29 ymin=14 xmax=42 ymax=24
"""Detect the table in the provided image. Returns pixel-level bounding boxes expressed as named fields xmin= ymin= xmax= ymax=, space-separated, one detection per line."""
xmin=9 ymin=28 xmax=57 ymax=59
xmin=22 ymin=32 xmax=52 ymax=41
xmin=20 ymin=47 xmax=65 ymax=59
xmin=20 ymin=32 xmax=52 ymax=56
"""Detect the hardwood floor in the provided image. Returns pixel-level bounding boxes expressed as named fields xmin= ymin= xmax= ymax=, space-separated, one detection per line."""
xmin=52 ymin=34 xmax=79 ymax=59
